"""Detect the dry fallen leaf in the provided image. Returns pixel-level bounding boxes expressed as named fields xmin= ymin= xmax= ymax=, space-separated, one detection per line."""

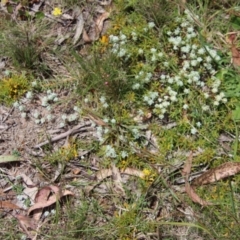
xmin=15 ymin=214 xmax=37 ymax=238
xmin=72 ymin=168 xmax=81 ymax=175
xmin=227 ymin=33 xmax=240 ymax=67
xmin=86 ymin=167 xmax=145 ymax=194
xmin=20 ymin=173 xmax=37 ymax=187
xmin=111 ymin=163 xmax=126 ymax=196
xmin=0 ymin=154 xmax=22 ymax=163
xmin=73 ymin=11 xmax=84 ymax=45
xmin=0 ymin=200 xmax=21 ymax=210
xmin=182 ymin=152 xmax=212 ymax=206
xmin=121 ymin=168 xmax=144 ymax=178
xmin=23 ymin=187 xmax=38 ymax=205
xmin=231 ymin=45 xmax=240 ymax=67
xmin=192 ymin=162 xmax=240 ymax=186
xmin=95 ymin=12 xmax=110 ymax=35
xmin=28 ymin=189 xmax=74 ymax=215
xmin=185 ymin=182 xmax=212 ymax=206
xmin=182 ymin=151 xmax=193 ymax=179
xmin=32 ymin=186 xmax=51 ymax=221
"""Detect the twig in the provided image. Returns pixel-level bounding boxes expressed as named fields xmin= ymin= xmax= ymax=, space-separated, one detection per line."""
xmin=34 ymin=121 xmax=92 ymax=148
xmin=2 ymin=107 xmax=14 ymax=123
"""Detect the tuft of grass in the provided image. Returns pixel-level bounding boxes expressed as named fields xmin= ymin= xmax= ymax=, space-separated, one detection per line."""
xmin=0 ymin=19 xmax=54 ymax=78
xmin=73 ymin=51 xmax=133 ymax=101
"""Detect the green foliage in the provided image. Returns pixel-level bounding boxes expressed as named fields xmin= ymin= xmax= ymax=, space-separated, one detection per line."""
xmin=74 ymin=51 xmax=133 ymax=101
xmin=0 ymin=20 xmax=53 ymax=78
xmin=134 ymin=0 xmax=177 ymax=28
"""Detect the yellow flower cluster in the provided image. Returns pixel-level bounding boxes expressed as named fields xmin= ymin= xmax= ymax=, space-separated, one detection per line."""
xmin=0 ymin=74 xmax=29 ymax=104
xmin=142 ymin=168 xmax=156 ymax=181
xmin=52 ymin=7 xmax=62 ymax=16
xmin=60 ymin=143 xmax=78 ymax=161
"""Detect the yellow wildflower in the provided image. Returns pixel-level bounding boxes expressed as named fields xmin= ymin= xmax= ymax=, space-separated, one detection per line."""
xmin=100 ymin=35 xmax=109 ymax=45
xmin=142 ymin=168 xmax=156 ymax=181
xmin=52 ymin=7 xmax=62 ymax=16
xmin=142 ymin=168 xmax=151 ymax=177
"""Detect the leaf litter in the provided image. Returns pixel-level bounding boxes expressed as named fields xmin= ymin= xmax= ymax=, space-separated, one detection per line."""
xmin=0 ymin=0 xmax=240 ymax=239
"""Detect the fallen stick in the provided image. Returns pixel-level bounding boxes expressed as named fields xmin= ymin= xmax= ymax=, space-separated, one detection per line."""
xmin=34 ymin=121 xmax=92 ymax=148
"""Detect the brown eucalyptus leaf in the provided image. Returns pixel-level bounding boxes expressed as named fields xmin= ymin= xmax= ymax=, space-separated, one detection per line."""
xmin=15 ymin=214 xmax=37 ymax=238
xmin=20 ymin=174 xmax=37 ymax=187
xmin=185 ymin=182 xmax=212 ymax=206
xmin=227 ymin=33 xmax=240 ymax=67
xmin=121 ymin=168 xmax=144 ymax=178
xmin=95 ymin=12 xmax=110 ymax=35
xmin=192 ymin=162 xmax=240 ymax=186
xmin=28 ymin=190 xmax=74 ymax=215
xmin=0 ymin=201 xmax=21 ymax=209
xmin=82 ymin=29 xmax=92 ymax=43
xmin=182 ymin=152 xmax=193 ymax=179
xmin=32 ymin=186 xmax=51 ymax=222
xmin=111 ymin=163 xmax=125 ymax=196
xmin=85 ymin=167 xmax=145 ymax=194
xmin=96 ymin=168 xmax=112 ymax=181
xmin=231 ymin=45 xmax=240 ymax=67
xmin=35 ymin=187 xmax=51 ymax=203
xmin=73 ymin=12 xmax=84 ymax=45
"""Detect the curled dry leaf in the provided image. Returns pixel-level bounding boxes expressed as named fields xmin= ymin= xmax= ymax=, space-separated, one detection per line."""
xmin=95 ymin=12 xmax=110 ymax=35
xmin=28 ymin=185 xmax=74 ymax=215
xmin=192 ymin=162 xmax=240 ymax=186
xmin=185 ymin=182 xmax=212 ymax=206
xmin=35 ymin=187 xmax=52 ymax=203
xmin=182 ymin=152 xmax=212 ymax=206
xmin=32 ymin=186 xmax=51 ymax=222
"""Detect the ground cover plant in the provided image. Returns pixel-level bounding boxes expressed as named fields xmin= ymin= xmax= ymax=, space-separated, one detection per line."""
xmin=1 ymin=0 xmax=240 ymax=239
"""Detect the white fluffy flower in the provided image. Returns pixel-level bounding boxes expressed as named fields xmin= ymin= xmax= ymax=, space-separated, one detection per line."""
xmin=33 ymin=111 xmax=40 ymax=119
xmin=191 ymin=127 xmax=198 ymax=135
xmin=26 ymin=91 xmax=33 ymax=99
xmin=61 ymin=114 xmax=67 ymax=120
xmin=148 ymin=22 xmax=155 ymax=28
xmin=198 ymin=48 xmax=205 ymax=55
xmin=150 ymin=48 xmax=157 ymax=53
xmin=105 ymin=145 xmax=117 ymax=158
xmin=111 ymin=119 xmax=116 ymax=124
xmin=32 ymin=81 xmax=37 ymax=87
xmin=13 ymin=101 xmax=19 ymax=108
xmin=121 ymin=151 xmax=128 ymax=158
xmin=40 ymin=118 xmax=45 ymax=124
xmin=132 ymin=83 xmax=140 ymax=90
xmin=18 ymin=105 xmax=25 ymax=112
xmin=202 ymin=105 xmax=210 ymax=111
xmin=100 ymin=96 xmax=106 ymax=103
xmin=196 ymin=122 xmax=202 ymax=128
